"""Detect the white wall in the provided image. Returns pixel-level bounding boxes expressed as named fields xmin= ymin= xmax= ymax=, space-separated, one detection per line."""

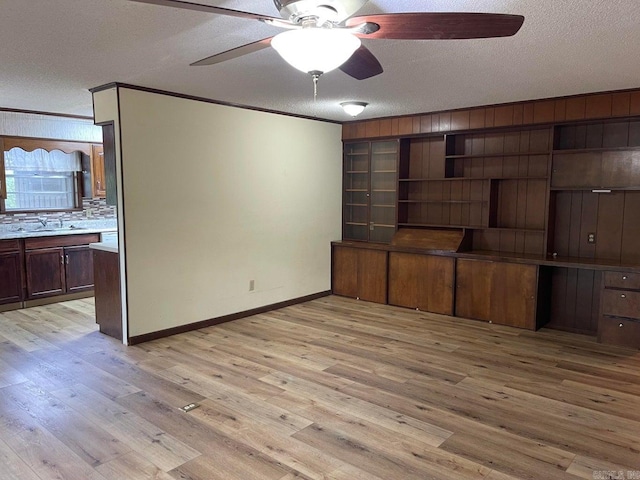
xmin=116 ymin=88 xmax=342 ymax=337
xmin=0 ymin=110 xmax=102 ymax=142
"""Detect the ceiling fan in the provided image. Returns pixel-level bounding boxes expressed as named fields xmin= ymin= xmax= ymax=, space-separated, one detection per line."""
xmin=130 ymin=0 xmax=524 ymax=87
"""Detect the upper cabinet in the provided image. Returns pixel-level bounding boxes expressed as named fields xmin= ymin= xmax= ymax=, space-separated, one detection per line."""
xmin=90 ymin=144 xmax=106 ymax=198
xmin=343 ymin=140 xmax=404 ymax=243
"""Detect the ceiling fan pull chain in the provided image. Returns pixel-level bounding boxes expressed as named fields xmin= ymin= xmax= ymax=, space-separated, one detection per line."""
xmin=310 ymin=70 xmax=322 ymax=101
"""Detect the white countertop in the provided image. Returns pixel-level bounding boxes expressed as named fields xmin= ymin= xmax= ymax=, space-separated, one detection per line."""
xmin=0 ymin=224 xmax=117 ymax=240
xmin=89 ymin=240 xmax=119 ymax=254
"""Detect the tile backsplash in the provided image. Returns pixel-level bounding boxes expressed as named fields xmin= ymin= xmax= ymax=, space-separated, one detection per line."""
xmin=0 ymin=198 xmax=116 ymax=226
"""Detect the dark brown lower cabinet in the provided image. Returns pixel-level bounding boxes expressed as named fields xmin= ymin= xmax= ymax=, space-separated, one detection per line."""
xmin=24 ymin=234 xmax=100 ymax=300
xmin=332 ymin=245 xmax=387 ymax=304
xmin=25 ymin=247 xmax=66 ymax=298
xmin=93 ymin=249 xmax=122 ymax=340
xmin=455 ymin=258 xmax=540 ymax=329
xmin=65 ymin=246 xmax=94 ymax=292
xmin=598 ymin=270 xmax=640 ymax=348
xmin=388 ymin=252 xmax=454 ymax=315
xmin=0 ymin=240 xmax=24 ymax=305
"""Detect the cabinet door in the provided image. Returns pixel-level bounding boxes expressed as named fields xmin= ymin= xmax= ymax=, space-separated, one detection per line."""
xmin=370 ymin=141 xmax=398 ymax=243
xmin=65 ymin=245 xmax=94 ymax=293
xmin=332 ymin=246 xmax=387 ymax=304
xmin=91 ymin=144 xmax=106 ymax=198
xmin=456 ymin=259 xmax=538 ymax=329
xmin=332 ymin=246 xmax=358 ymax=298
xmin=389 ymin=252 xmax=454 ymax=314
xmin=343 ymin=143 xmax=370 ymax=242
xmin=0 ymin=252 xmax=23 ymax=304
xmin=357 ymin=249 xmax=387 ymax=304
xmin=343 ymin=140 xmax=398 ymax=244
xmin=26 ymin=248 xmax=65 ymax=299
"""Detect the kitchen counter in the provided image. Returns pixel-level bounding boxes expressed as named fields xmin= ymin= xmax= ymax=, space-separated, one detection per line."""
xmin=89 ymin=240 xmax=118 ymax=254
xmin=0 ymin=223 xmax=116 ymax=240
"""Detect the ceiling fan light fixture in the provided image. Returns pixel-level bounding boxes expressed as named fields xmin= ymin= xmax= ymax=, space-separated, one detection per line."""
xmin=341 ymin=101 xmax=368 ymax=116
xmin=271 ymin=28 xmax=361 ymax=74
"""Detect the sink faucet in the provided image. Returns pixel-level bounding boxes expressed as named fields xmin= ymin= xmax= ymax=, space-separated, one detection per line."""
xmin=38 ymin=218 xmax=48 ymax=228
xmin=58 ymin=218 xmax=64 ymax=228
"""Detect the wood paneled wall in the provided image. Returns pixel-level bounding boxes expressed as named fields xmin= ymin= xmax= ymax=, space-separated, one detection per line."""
xmin=551 ymin=190 xmax=640 ymax=263
xmin=343 ymin=89 xmax=640 ymax=140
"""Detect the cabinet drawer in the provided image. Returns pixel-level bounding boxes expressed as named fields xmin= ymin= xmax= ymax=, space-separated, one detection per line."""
xmin=0 ymin=239 xmax=21 ymax=254
xmin=603 ymin=271 xmax=640 ymax=290
xmin=601 ymin=289 xmax=640 ymax=319
xmin=598 ymin=315 xmax=640 ymax=349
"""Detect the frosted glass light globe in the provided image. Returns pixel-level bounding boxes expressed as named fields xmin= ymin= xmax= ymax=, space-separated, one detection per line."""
xmin=271 ymin=28 xmax=361 ymax=74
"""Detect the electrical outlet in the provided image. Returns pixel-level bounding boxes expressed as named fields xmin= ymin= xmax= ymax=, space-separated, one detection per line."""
xmin=587 ymin=232 xmax=596 ymax=244
xmin=249 ymin=279 xmax=255 ymax=291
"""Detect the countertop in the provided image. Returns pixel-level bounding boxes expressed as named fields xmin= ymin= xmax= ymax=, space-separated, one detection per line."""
xmin=0 ymin=222 xmax=117 ymax=240
xmin=89 ymin=240 xmax=119 ymax=254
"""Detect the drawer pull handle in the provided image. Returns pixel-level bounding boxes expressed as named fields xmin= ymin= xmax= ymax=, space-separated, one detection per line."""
xmin=619 ymin=323 xmax=624 ymax=327
xmin=622 ymin=276 xmax=627 ymax=280
xmin=621 ymin=294 xmax=626 ymax=298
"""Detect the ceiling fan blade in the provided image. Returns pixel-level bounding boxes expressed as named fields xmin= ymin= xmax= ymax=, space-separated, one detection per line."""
xmin=190 ymin=37 xmax=273 ymax=66
xmin=128 ymin=0 xmax=282 ymax=22
xmin=339 ymin=46 xmax=383 ymax=80
xmin=347 ymin=13 xmax=524 ymax=40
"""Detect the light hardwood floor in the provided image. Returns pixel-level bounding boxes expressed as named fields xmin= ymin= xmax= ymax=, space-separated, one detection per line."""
xmin=0 ymin=295 xmax=639 ymax=479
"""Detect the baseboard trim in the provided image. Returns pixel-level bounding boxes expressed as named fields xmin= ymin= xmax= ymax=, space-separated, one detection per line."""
xmin=23 ymin=290 xmax=93 ymax=308
xmin=127 ymin=290 xmax=331 ymax=345
xmin=0 ymin=301 xmax=23 ymax=313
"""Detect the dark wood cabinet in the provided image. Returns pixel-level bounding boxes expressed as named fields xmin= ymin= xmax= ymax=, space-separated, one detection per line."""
xmin=340 ymin=92 xmax=640 ymax=342
xmin=332 ymin=245 xmax=387 ymax=304
xmin=25 ymin=247 xmax=65 ymax=298
xmin=455 ymin=258 xmax=540 ymax=329
xmin=65 ymin=245 xmax=95 ymax=293
xmin=24 ymin=234 xmax=100 ymax=300
xmin=599 ymin=270 xmax=640 ymax=348
xmin=93 ymin=249 xmax=122 ymax=340
xmin=0 ymin=240 xmax=24 ymax=305
xmin=388 ymin=252 xmax=454 ymax=315
xmin=343 ymin=140 xmax=402 ymax=244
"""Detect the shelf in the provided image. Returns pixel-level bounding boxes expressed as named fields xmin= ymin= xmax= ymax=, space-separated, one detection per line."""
xmin=398 ymin=222 xmax=486 ymax=229
xmin=372 ymin=150 xmax=398 ymax=155
xmin=345 ymin=189 xmax=368 ymax=192
xmin=399 ymin=176 xmax=546 ymax=182
xmin=399 ymin=200 xmax=487 ymax=204
xmin=345 ymin=152 xmax=368 ymax=156
xmin=445 ymin=151 xmax=550 ymax=159
xmin=552 ymin=146 xmax=640 ymax=154
xmin=346 ymin=170 xmax=368 ymax=174
xmin=345 ymin=203 xmax=367 ymax=207
xmin=372 ymin=189 xmax=396 ymax=192
xmin=345 ymin=222 xmax=367 ymax=226
xmin=373 ymin=224 xmax=396 ymax=228
xmin=372 ymin=204 xmax=395 ymax=208
xmin=372 ymin=170 xmax=397 ymax=174
xmin=550 ymin=186 xmax=640 ymax=192
xmin=486 ymin=227 xmax=545 ymax=233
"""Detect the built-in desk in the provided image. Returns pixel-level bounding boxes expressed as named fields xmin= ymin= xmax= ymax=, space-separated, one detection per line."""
xmin=332 ymin=230 xmax=640 ymax=346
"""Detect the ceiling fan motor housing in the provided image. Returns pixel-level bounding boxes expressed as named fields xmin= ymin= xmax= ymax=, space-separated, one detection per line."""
xmin=274 ymin=0 xmax=368 ymax=23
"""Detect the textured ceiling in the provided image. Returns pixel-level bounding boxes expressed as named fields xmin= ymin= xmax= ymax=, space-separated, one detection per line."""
xmin=2 ymin=0 xmax=640 ymax=122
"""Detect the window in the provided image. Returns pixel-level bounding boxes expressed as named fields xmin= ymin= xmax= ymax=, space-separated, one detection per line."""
xmin=5 ymin=169 xmax=76 ymax=210
xmin=1 ymin=145 xmax=82 ymax=212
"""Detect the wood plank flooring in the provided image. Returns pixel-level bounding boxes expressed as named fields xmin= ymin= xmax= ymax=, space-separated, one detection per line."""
xmin=0 ymin=295 xmax=639 ymax=479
